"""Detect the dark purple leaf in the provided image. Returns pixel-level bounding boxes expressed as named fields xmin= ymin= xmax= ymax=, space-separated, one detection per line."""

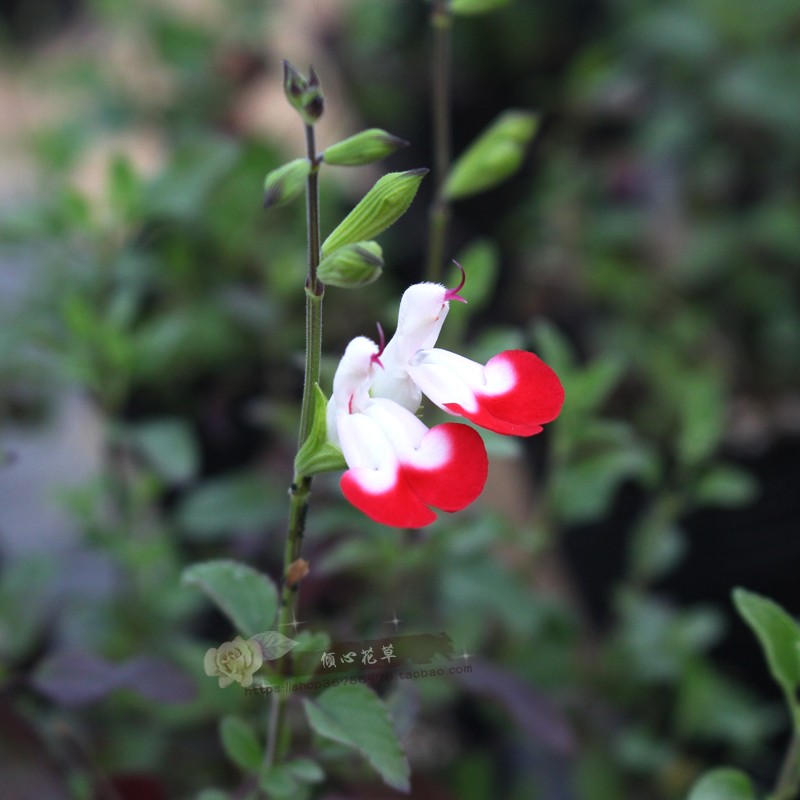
xmin=0 ymin=693 xmax=70 ymax=799
xmin=31 ymin=650 xmax=196 ymax=707
xmin=454 ymin=660 xmax=576 ymax=756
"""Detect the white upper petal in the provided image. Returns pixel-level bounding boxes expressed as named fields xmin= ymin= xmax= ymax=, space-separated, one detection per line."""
xmin=335 ymin=413 xmax=399 ymax=492
xmin=404 ymin=349 xmax=485 ymax=413
xmin=392 ymin=283 xmax=450 ymax=360
xmin=330 ymin=336 xmax=380 ymax=413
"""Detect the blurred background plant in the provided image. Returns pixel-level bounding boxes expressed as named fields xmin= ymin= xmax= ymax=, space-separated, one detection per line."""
xmin=1 ymin=0 xmax=799 ymax=798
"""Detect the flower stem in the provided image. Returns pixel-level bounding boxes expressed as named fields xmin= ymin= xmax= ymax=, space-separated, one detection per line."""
xmin=425 ymin=0 xmax=452 ymax=283
xmin=264 ymin=122 xmax=324 ymax=773
xmin=771 ymin=717 xmax=800 ymax=800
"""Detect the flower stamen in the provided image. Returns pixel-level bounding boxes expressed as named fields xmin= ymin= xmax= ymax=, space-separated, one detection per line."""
xmin=444 ymin=260 xmax=467 ymax=304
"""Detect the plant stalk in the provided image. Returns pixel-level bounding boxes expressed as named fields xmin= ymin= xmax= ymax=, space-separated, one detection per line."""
xmin=772 ymin=721 xmax=800 ymax=800
xmin=264 ymin=122 xmax=324 ymax=773
xmin=425 ymin=0 xmax=452 ymax=282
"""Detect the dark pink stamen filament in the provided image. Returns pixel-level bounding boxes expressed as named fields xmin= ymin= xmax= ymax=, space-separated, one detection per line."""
xmin=444 ymin=260 xmax=467 ymax=304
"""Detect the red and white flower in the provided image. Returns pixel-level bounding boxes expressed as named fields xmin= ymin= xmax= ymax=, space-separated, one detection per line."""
xmin=327 ymin=336 xmax=488 ymax=528
xmin=371 ymin=272 xmax=565 ymax=436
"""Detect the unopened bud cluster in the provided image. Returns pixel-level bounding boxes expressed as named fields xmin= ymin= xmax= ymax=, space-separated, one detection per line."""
xmin=283 ymin=60 xmax=324 ymax=125
xmin=266 ymin=63 xmax=427 ymax=292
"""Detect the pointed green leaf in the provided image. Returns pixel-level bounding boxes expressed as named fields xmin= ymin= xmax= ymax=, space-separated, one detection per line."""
xmin=450 ymin=0 xmax=512 ymax=14
xmin=694 ymin=467 xmax=759 ymax=508
xmin=263 ymin=158 xmax=311 ymax=208
xmin=130 ymin=418 xmax=199 ymax=484
xmin=317 ymin=241 xmax=383 ymax=288
xmin=220 ymin=715 xmax=262 ymax=772
xmin=250 ymin=631 xmax=300 ymax=661
xmin=303 ymin=684 xmax=409 ymax=792
xmin=676 ymin=374 xmax=725 ymax=465
xmin=687 ymin=767 xmax=756 ymax=800
xmin=295 ymin=384 xmax=347 ymax=477
xmin=444 ymin=110 xmax=539 ymax=200
xmin=176 ymin=472 xmax=283 ymax=539
xmin=321 ymin=169 xmax=428 ymax=256
xmin=182 ymin=560 xmax=279 ymax=637
xmin=259 ymin=765 xmax=300 ymax=798
xmin=733 ymin=587 xmax=800 ymax=695
xmin=323 ymin=129 xmax=409 ymax=166
xmin=286 ymin=758 xmax=325 ymax=784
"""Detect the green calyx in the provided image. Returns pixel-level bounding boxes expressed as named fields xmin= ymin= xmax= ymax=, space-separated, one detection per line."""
xmin=323 ymin=129 xmax=409 ymax=166
xmin=317 ymin=241 xmax=383 ymax=288
xmin=283 ymin=60 xmax=324 ymax=125
xmin=321 ymin=169 xmax=428 ymax=257
xmin=263 ymin=158 xmax=311 ymax=209
xmin=294 ymin=384 xmax=347 ymax=477
xmin=444 ymin=110 xmax=540 ymax=200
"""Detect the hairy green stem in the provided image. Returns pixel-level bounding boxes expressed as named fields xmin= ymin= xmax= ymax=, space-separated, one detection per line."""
xmin=264 ymin=123 xmax=324 ymax=774
xmin=425 ymin=0 xmax=452 ymax=282
xmin=772 ymin=720 xmax=800 ymax=800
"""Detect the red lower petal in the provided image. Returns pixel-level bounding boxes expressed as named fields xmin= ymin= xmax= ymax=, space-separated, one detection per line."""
xmin=341 ymin=469 xmax=437 ymax=528
xmin=448 ymin=351 xmax=564 ymax=436
xmin=403 ymin=423 xmax=488 ymax=512
xmin=341 ymin=423 xmax=489 ymax=527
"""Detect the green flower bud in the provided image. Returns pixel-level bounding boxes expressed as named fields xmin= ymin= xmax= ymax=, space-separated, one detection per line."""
xmin=444 ymin=110 xmax=540 ymax=200
xmin=317 ymin=241 xmax=383 ymax=288
xmin=321 ymin=168 xmax=428 ymax=257
xmin=263 ymin=158 xmax=311 ymax=208
xmin=487 ymin=110 xmax=540 ymax=144
xmin=282 ymin=60 xmax=324 ymax=125
xmin=323 ymin=129 xmax=410 ymax=166
xmin=450 ymin=0 xmax=512 ymax=15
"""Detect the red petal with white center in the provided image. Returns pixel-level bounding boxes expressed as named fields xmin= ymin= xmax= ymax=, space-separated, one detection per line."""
xmin=402 ymin=422 xmax=488 ymax=512
xmin=450 ymin=350 xmax=564 ymax=435
xmin=341 ymin=468 xmax=437 ymax=528
xmin=410 ymin=349 xmax=564 ymax=436
xmin=337 ymin=404 xmax=488 ymax=528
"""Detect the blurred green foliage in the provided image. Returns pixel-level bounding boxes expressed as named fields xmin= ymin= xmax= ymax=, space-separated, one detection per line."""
xmin=1 ymin=0 xmax=799 ymax=798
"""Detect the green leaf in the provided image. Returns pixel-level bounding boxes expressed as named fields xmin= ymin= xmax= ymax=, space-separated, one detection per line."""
xmin=285 ymin=758 xmax=325 ymax=784
xmin=444 ymin=110 xmax=539 ymax=200
xmin=176 ymin=472 xmax=283 ymax=538
xmin=530 ymin=319 xmax=576 ymax=374
xmin=321 ymin=169 xmax=427 ymax=257
xmin=303 ymin=684 xmax=410 ymax=792
xmin=733 ymin=587 xmax=800 ymax=696
xmin=687 ymin=767 xmax=756 ymax=800
xmin=129 ymin=418 xmax=199 ymax=484
xmin=629 ymin=518 xmax=686 ymax=583
xmin=294 ymin=384 xmax=347 ymax=477
xmin=317 ymin=241 xmax=383 ymax=288
xmin=182 ymin=560 xmax=279 ymax=637
xmin=454 ymin=239 xmax=499 ymax=310
xmin=291 ymin=630 xmax=332 ymax=678
xmin=259 ymin=766 xmax=299 ymax=799
xmin=552 ymin=446 xmax=658 ymax=524
xmin=195 ymin=790 xmax=229 ymax=800
xmin=676 ymin=374 xmax=725 ymax=465
xmin=323 ymin=129 xmax=409 ymax=166
xmin=219 ymin=716 xmax=262 ymax=772
xmin=450 ymin=0 xmax=512 ymax=14
xmin=263 ymin=158 xmax=311 ymax=208
xmin=694 ymin=467 xmax=759 ymax=508
xmin=250 ymin=631 xmax=300 ymax=661
xmin=108 ymin=155 xmax=142 ymax=221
